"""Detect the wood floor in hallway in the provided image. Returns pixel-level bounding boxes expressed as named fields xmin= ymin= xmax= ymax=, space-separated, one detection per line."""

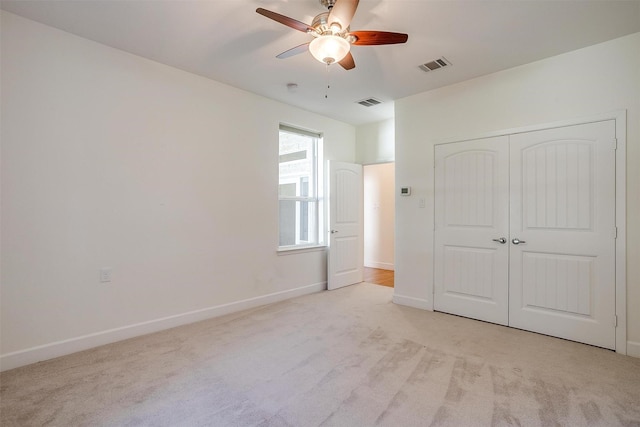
xmin=364 ymin=267 xmax=394 ymax=287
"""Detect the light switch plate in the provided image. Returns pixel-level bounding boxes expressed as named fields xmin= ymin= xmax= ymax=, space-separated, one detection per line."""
xmin=100 ymin=268 xmax=112 ymax=283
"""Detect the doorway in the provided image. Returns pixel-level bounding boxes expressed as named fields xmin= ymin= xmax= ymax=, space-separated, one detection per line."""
xmin=363 ymin=162 xmax=395 ymax=287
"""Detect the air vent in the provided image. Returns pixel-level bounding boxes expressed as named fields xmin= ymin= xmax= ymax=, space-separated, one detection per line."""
xmin=357 ymin=98 xmax=382 ymax=107
xmin=419 ymin=57 xmax=451 ymax=73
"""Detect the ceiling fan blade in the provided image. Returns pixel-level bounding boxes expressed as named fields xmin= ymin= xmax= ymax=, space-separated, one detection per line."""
xmin=338 ymin=52 xmax=355 ymax=70
xmin=350 ymin=31 xmax=408 ymax=45
xmin=276 ymin=43 xmax=310 ymax=59
xmin=256 ymin=8 xmax=314 ymax=33
xmin=328 ymin=0 xmax=359 ymax=31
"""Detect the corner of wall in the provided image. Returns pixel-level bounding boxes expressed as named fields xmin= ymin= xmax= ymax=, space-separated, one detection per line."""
xmin=627 ymin=341 xmax=640 ymax=359
xmin=392 ymin=293 xmax=433 ymax=311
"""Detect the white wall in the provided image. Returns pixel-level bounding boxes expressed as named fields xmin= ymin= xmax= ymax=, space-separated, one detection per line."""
xmin=356 ymin=118 xmax=395 ymax=165
xmin=394 ymin=33 xmax=640 ymax=355
xmin=0 ymin=12 xmax=356 ymax=370
xmin=364 ymin=163 xmax=395 ymax=270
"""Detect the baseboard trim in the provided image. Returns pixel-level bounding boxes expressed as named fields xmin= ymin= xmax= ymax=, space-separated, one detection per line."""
xmin=0 ymin=282 xmax=326 ymax=372
xmin=627 ymin=341 xmax=640 ymax=358
xmin=364 ymin=261 xmax=394 ymax=271
xmin=392 ymin=293 xmax=432 ymax=311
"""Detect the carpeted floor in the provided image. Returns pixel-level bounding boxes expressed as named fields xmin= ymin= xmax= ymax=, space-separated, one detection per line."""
xmin=1 ymin=283 xmax=639 ymax=426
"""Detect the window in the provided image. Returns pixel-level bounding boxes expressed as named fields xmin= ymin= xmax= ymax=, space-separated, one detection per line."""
xmin=278 ymin=125 xmax=322 ymax=249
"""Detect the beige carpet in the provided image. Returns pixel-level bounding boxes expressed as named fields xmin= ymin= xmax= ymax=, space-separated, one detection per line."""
xmin=2 ymin=283 xmax=639 ymax=426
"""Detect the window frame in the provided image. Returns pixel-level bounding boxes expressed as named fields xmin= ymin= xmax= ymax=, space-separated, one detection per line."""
xmin=278 ymin=124 xmax=324 ymax=251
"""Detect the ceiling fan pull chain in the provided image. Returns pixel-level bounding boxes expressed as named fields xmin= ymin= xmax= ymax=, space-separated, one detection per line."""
xmin=325 ymin=63 xmax=331 ymax=99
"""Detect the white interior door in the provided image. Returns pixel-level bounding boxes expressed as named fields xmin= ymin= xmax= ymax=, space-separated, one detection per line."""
xmin=328 ymin=161 xmax=363 ymax=290
xmin=509 ymin=121 xmax=616 ymax=349
xmin=434 ymin=136 xmax=510 ymax=325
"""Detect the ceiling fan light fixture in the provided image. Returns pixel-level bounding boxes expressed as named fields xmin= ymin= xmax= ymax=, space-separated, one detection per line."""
xmin=257 ymin=1 xmax=409 ymax=71
xmin=309 ymin=35 xmax=350 ymax=65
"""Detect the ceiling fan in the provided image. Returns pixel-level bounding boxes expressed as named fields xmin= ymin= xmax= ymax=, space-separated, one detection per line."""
xmin=256 ymin=0 xmax=408 ymax=70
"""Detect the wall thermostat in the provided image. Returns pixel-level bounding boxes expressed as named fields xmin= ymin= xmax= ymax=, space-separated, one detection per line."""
xmin=400 ymin=187 xmax=411 ymax=196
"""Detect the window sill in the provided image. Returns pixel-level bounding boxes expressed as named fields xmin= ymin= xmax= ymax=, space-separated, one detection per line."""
xmin=277 ymin=245 xmax=327 ymax=255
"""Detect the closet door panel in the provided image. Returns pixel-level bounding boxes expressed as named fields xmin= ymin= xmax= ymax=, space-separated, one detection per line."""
xmin=434 ymin=136 xmax=509 ymax=325
xmin=509 ymin=121 xmax=616 ymax=349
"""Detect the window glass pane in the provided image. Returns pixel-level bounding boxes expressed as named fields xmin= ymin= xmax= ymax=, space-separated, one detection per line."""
xmin=279 ymin=130 xmax=315 ymax=198
xmin=279 ymin=200 xmax=296 ymax=246
xmin=278 ymin=200 xmax=317 ymax=246
xmin=279 ymin=183 xmax=296 ymax=197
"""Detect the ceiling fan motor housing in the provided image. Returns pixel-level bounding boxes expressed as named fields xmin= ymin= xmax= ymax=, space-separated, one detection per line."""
xmin=311 ymin=12 xmax=343 ymax=34
xmin=320 ymin=0 xmax=337 ymax=10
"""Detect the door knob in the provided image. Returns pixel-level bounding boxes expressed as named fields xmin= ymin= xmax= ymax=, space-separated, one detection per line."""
xmin=330 ymin=230 xmax=338 ymax=234
xmin=512 ymin=238 xmax=526 ymax=245
xmin=492 ymin=238 xmax=507 ymax=244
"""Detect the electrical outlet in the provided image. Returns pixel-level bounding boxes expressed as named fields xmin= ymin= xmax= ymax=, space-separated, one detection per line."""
xmin=100 ymin=268 xmax=112 ymax=283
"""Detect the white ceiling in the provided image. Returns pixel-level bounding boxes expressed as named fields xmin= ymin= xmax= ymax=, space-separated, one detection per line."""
xmin=2 ymin=0 xmax=639 ymax=125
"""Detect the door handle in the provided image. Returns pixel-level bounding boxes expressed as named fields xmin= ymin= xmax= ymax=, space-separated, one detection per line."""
xmin=512 ymin=238 xmax=526 ymax=245
xmin=492 ymin=238 xmax=507 ymax=244
xmin=330 ymin=230 xmax=338 ymax=234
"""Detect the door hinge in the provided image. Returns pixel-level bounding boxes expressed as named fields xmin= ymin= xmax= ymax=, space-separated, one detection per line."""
xmin=614 ymin=315 xmax=618 ymax=327
xmin=611 ymin=138 xmax=618 ymax=150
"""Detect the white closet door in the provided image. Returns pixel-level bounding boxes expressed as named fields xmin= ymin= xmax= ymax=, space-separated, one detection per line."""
xmin=434 ymin=136 xmax=510 ymax=325
xmin=509 ymin=121 xmax=616 ymax=349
